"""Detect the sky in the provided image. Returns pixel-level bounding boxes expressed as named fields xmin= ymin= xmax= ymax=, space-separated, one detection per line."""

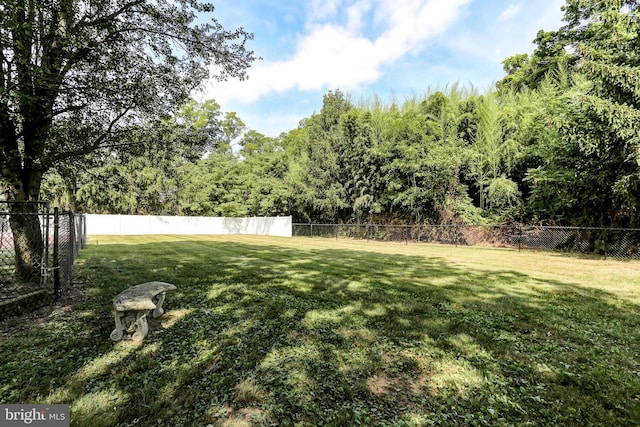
xmin=197 ymin=0 xmax=566 ymax=138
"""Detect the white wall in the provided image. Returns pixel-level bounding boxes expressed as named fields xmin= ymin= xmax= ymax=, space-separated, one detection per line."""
xmin=86 ymin=214 xmax=292 ymax=237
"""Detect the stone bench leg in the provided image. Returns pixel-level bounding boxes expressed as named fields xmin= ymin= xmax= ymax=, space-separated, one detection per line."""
xmin=110 ymin=310 xmax=149 ymax=342
xmin=130 ymin=311 xmax=149 ymax=341
xmin=111 ymin=311 xmax=127 ymax=341
xmin=151 ymin=291 xmax=166 ymax=318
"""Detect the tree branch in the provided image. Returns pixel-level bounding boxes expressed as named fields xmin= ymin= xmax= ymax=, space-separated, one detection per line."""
xmin=51 ymin=107 xmax=133 ymax=163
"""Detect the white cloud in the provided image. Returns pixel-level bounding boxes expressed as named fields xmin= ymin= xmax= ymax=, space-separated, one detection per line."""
xmin=310 ymin=0 xmax=344 ymax=22
xmin=345 ymin=0 xmax=373 ymax=33
xmin=204 ymin=0 xmax=471 ymax=105
xmin=499 ymin=3 xmax=522 ymax=21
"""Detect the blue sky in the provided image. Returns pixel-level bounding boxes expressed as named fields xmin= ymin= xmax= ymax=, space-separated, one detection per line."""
xmin=198 ymin=0 xmax=566 ymax=137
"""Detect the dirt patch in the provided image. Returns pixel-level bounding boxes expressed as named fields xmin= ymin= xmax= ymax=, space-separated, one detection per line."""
xmin=0 ymin=284 xmax=88 ymax=337
xmin=213 ymin=406 xmax=267 ymax=427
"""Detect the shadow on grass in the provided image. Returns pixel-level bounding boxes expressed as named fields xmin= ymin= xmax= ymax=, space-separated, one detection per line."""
xmin=1 ymin=237 xmax=639 ymax=426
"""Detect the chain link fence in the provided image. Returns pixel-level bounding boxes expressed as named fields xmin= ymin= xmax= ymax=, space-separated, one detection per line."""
xmin=52 ymin=208 xmax=87 ymax=298
xmin=293 ymin=223 xmax=640 ymax=260
xmin=0 ymin=202 xmax=86 ymax=320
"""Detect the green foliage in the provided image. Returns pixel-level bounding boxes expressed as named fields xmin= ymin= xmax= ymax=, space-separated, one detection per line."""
xmin=180 ymin=154 xmax=248 ymax=217
xmin=0 ymin=0 xmax=255 ymax=202
xmin=498 ymin=30 xmax=574 ymax=92
xmin=486 ymin=175 xmax=522 ymax=211
xmin=35 ymin=84 xmax=535 ymax=225
xmin=283 ymin=90 xmax=352 ymax=222
xmin=39 ymin=1 xmax=640 ymax=227
xmin=1 ymin=0 xmax=255 ymax=279
xmin=239 ymin=132 xmax=290 ymax=216
xmin=519 ymin=0 xmax=640 ymax=226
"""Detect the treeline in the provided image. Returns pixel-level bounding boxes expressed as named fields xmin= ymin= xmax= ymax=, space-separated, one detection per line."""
xmin=42 ymin=1 xmax=640 ymax=227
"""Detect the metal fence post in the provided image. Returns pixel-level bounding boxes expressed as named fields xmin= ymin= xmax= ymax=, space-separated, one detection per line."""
xmin=41 ymin=205 xmax=50 ymax=288
xmin=81 ymin=213 xmax=87 ymax=248
xmin=518 ymin=224 xmax=522 ymax=253
xmin=53 ymin=207 xmax=60 ymax=300
xmin=455 ymin=225 xmax=458 ymax=247
xmin=67 ymin=212 xmax=75 ymax=287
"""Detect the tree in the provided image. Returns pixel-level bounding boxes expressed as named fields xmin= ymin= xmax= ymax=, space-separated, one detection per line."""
xmin=374 ymin=91 xmax=468 ymax=224
xmin=565 ymin=1 xmax=640 ymax=225
xmin=498 ymin=30 xmax=574 ymax=92
xmin=180 ymin=153 xmax=249 ymax=217
xmin=239 ymin=131 xmax=290 ymax=216
xmin=0 ymin=0 xmax=255 ymax=281
xmin=523 ymin=0 xmax=640 ymax=226
xmin=338 ymin=110 xmax=382 ymax=223
xmin=285 ymin=90 xmax=351 ymax=222
xmin=42 ymin=101 xmax=222 ymax=213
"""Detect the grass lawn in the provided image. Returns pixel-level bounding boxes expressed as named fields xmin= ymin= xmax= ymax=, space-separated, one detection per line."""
xmin=1 ymin=235 xmax=640 ymax=426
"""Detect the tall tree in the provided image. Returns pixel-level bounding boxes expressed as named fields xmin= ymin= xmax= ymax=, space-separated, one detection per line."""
xmin=285 ymin=90 xmax=351 ymax=222
xmin=374 ymin=92 xmax=467 ymax=224
xmin=339 ymin=110 xmax=381 ymax=223
xmin=566 ymin=0 xmax=640 ymax=225
xmin=239 ymin=130 xmax=290 ymax=216
xmin=524 ymin=0 xmax=640 ymax=226
xmin=0 ymin=0 xmax=255 ymax=280
xmin=498 ymin=30 xmax=574 ymax=92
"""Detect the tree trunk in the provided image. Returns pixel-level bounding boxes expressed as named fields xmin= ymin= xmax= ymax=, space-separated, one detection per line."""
xmin=6 ymin=170 xmax=46 ymax=285
xmin=64 ymin=176 xmax=79 ymax=212
xmin=9 ymin=208 xmax=45 ymax=284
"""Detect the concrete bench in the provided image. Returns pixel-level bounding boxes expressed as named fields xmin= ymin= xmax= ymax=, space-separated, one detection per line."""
xmin=110 ymin=281 xmax=176 ymax=342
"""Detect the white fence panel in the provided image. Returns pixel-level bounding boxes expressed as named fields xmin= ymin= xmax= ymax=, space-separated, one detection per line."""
xmin=86 ymin=214 xmax=292 ymax=237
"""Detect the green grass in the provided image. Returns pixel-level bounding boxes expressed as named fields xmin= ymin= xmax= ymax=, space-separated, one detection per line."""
xmin=1 ymin=235 xmax=640 ymax=426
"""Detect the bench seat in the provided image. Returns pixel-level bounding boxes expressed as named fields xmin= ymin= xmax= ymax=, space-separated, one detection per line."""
xmin=110 ymin=281 xmax=176 ymax=342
